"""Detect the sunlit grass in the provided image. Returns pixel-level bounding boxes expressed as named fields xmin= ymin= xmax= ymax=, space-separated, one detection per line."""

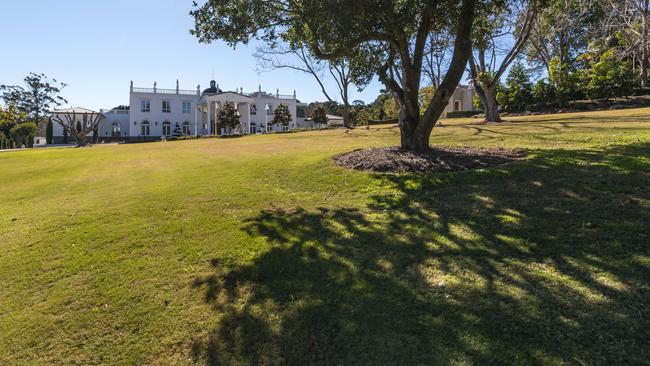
xmin=1 ymin=108 xmax=649 ymax=365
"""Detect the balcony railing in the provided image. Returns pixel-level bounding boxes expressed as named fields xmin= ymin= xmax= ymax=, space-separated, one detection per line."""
xmin=132 ymin=87 xmax=199 ymax=96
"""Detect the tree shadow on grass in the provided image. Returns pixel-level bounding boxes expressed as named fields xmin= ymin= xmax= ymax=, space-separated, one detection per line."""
xmin=191 ymin=143 xmax=650 ymax=365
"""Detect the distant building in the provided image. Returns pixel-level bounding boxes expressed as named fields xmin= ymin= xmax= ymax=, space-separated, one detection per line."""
xmin=443 ymin=85 xmax=477 ymax=117
xmin=326 ymin=115 xmax=344 ymax=127
xmin=50 ymin=80 xmax=310 ymax=143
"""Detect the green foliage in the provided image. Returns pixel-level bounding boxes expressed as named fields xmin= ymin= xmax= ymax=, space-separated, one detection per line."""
xmin=446 ymin=111 xmax=480 ymax=118
xmin=309 ymin=104 xmax=328 ymax=126
xmin=499 ymin=62 xmax=533 ymax=112
xmin=549 ymin=56 xmax=582 ymax=106
xmin=383 ymin=97 xmax=398 ymax=119
xmin=578 ymin=49 xmax=635 ymax=99
xmin=172 ymin=123 xmax=183 ymax=137
xmin=217 ymin=102 xmax=241 ymax=132
xmin=0 ymin=104 xmax=28 ymax=149
xmin=531 ymin=79 xmax=557 ymax=109
xmin=0 ymin=73 xmax=67 ymax=124
xmin=10 ymin=122 xmax=37 ymax=148
xmin=46 ymin=118 xmax=53 ymax=145
xmin=272 ymin=103 xmax=292 ymax=127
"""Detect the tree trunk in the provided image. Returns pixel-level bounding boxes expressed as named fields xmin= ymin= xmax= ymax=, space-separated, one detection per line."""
xmin=399 ymin=114 xmax=430 ymax=151
xmin=642 ymin=16 xmax=649 ymax=88
xmin=341 ymin=105 xmax=352 ymax=128
xmin=475 ymin=83 xmax=502 ymax=122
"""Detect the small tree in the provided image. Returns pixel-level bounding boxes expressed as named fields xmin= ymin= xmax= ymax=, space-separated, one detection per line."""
xmin=172 ymin=122 xmax=183 ymax=137
xmin=309 ymin=104 xmax=328 ymax=128
xmin=51 ymin=109 xmax=103 ymax=147
xmin=500 ymin=61 xmax=533 ymax=112
xmin=272 ymin=103 xmax=292 ymax=129
xmin=217 ymin=102 xmax=240 ymax=134
xmin=46 ymin=118 xmax=53 ymax=144
xmin=10 ymin=122 xmax=37 ymax=148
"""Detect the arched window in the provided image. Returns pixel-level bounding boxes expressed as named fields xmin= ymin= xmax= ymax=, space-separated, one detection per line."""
xmin=111 ymin=122 xmax=121 ymax=136
xmin=162 ymin=121 xmax=171 ymax=136
xmin=249 ymin=122 xmax=257 ymax=134
xmin=141 ymin=120 xmax=150 ymax=136
xmin=182 ymin=121 xmax=191 ymax=135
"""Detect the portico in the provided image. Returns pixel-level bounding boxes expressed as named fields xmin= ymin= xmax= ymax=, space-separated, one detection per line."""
xmin=198 ymin=92 xmax=253 ymax=135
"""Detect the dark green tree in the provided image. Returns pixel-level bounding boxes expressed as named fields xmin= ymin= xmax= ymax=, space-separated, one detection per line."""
xmin=217 ymin=102 xmax=241 ymax=134
xmin=173 ymin=122 xmax=183 ymax=137
xmin=46 ymin=118 xmax=53 ymax=144
xmin=531 ymin=78 xmax=557 ymax=109
xmin=191 ymin=0 xmax=481 ymax=151
xmin=272 ymin=103 xmax=292 ymax=128
xmin=10 ymin=122 xmax=37 ymax=148
xmin=499 ymin=61 xmax=534 ymax=111
xmin=309 ymin=104 xmax=328 ymax=128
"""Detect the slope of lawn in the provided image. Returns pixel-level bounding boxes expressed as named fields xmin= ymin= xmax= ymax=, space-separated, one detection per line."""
xmin=1 ymin=108 xmax=649 ymax=365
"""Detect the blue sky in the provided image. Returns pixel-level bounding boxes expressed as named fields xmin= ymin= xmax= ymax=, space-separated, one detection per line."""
xmin=0 ymin=0 xmax=384 ymax=110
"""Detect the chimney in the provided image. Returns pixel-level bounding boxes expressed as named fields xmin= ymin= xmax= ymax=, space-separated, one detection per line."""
xmin=276 ymin=88 xmax=279 ymax=98
xmin=130 ymin=80 xmax=133 ymax=93
xmin=176 ymin=79 xmax=179 ymax=94
xmin=153 ymin=81 xmax=157 ymax=93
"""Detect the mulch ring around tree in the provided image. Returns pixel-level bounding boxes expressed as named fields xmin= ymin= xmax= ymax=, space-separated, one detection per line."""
xmin=333 ymin=146 xmax=526 ymax=174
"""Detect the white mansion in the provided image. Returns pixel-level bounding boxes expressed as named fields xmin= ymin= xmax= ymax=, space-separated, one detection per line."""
xmin=52 ymin=80 xmax=310 ymax=143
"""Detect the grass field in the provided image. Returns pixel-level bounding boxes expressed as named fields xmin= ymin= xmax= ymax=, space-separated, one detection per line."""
xmin=1 ymin=108 xmax=649 ymax=365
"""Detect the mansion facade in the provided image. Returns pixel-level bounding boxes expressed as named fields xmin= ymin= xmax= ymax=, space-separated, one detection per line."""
xmin=52 ymin=80 xmax=309 ymax=143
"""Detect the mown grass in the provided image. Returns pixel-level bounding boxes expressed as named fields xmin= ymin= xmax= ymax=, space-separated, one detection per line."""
xmin=1 ymin=108 xmax=649 ymax=365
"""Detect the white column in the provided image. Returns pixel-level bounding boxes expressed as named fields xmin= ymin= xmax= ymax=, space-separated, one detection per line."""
xmin=194 ymin=104 xmax=198 ymax=136
xmin=208 ymin=100 xmax=212 ymax=135
xmin=246 ymin=102 xmax=251 ymax=134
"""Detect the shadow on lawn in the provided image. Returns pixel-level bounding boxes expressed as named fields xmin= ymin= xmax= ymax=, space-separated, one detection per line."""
xmin=191 ymin=143 xmax=650 ymax=365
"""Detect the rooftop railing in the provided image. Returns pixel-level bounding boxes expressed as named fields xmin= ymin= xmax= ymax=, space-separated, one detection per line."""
xmin=132 ymin=87 xmax=199 ymax=96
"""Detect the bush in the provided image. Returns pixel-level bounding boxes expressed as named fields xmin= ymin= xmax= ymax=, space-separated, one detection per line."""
xmin=446 ymin=111 xmax=480 ymax=118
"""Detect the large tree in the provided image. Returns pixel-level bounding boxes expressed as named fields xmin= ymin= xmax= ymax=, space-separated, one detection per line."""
xmin=469 ymin=0 xmax=538 ymax=121
xmin=0 ymin=73 xmax=68 ymax=127
xmin=191 ymin=0 xmax=481 ymax=151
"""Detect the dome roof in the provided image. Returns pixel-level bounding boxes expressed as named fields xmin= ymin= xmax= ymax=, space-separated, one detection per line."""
xmin=202 ymin=80 xmax=222 ymax=96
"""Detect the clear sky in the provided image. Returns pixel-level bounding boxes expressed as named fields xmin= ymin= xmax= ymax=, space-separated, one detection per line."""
xmin=0 ymin=0 xmax=384 ymax=110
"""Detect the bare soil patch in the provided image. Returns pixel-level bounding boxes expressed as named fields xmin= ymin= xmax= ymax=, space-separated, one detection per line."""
xmin=334 ymin=146 xmax=525 ymax=174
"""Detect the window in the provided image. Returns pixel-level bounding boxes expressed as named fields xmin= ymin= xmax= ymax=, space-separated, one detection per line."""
xmin=454 ymin=100 xmax=461 ymax=111
xmin=112 ymin=122 xmax=121 ymax=136
xmin=162 ymin=121 xmax=171 ymax=136
xmin=182 ymin=121 xmax=191 ymax=135
xmin=162 ymin=100 xmax=171 ymax=113
xmin=249 ymin=123 xmax=256 ymax=134
xmin=266 ymin=104 xmax=273 ymax=115
xmin=141 ymin=120 xmax=150 ymax=136
xmin=297 ymin=106 xmax=306 ymax=118
xmin=182 ymin=101 xmax=191 ymax=114
xmin=141 ymin=99 xmax=150 ymax=112
xmin=250 ymin=104 xmax=257 ymax=115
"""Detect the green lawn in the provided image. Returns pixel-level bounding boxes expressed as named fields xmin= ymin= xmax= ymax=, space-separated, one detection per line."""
xmin=1 ymin=108 xmax=649 ymax=365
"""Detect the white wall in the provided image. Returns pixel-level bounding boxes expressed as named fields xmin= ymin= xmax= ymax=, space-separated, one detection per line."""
xmin=129 ymin=91 xmax=200 ymax=137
